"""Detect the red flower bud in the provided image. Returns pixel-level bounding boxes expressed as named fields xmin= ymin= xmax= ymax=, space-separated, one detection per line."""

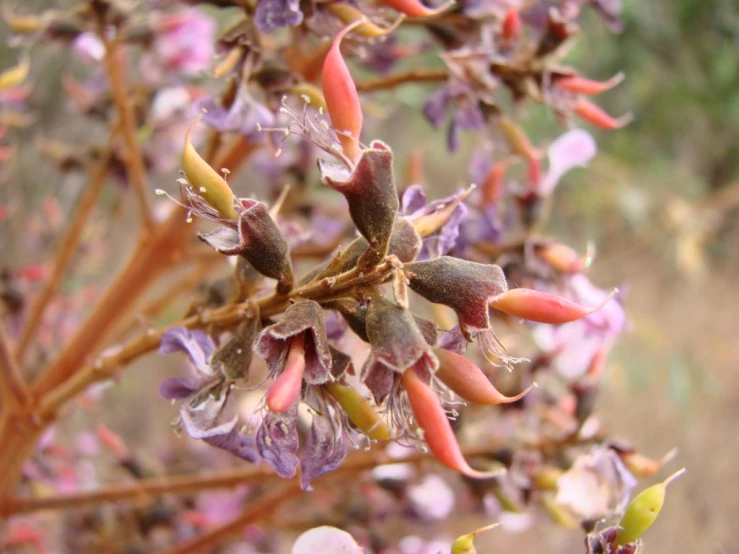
xmin=434 ymin=349 xmax=534 ymax=405
xmin=267 ymin=333 xmax=306 ymax=413
xmin=501 ymin=8 xmax=521 ymax=43
xmin=402 ymin=366 xmax=504 ymax=479
xmin=481 ymin=160 xmax=509 ymax=207
xmin=555 ymin=72 xmax=625 ymax=95
xmin=489 ymin=288 xmax=615 ymax=324
xmin=574 ymin=99 xmax=632 ymax=130
xmin=378 ymin=0 xmax=453 ymax=19
xmin=323 ymin=21 xmax=364 ymax=163
xmin=535 ymin=241 xmax=594 ymax=273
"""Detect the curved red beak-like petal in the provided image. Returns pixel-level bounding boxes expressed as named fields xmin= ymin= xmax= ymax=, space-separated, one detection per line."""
xmin=323 ymin=21 xmax=364 ymax=163
xmin=435 ymin=348 xmax=535 ymax=405
xmin=402 ymin=366 xmax=505 ymax=479
xmin=490 ymin=287 xmax=616 ymax=324
xmin=267 ymin=333 xmax=306 ymax=413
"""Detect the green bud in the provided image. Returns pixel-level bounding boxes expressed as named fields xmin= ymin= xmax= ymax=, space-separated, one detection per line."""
xmin=615 ymin=468 xmax=685 ymax=546
xmin=451 ymin=523 xmax=500 ymax=554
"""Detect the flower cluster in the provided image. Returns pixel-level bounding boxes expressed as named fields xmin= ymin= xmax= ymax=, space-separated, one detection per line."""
xmin=0 ymin=0 xmax=686 ymax=552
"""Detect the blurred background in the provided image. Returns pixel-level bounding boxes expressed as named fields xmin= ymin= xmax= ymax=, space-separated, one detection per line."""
xmin=1 ymin=0 xmax=738 ymax=552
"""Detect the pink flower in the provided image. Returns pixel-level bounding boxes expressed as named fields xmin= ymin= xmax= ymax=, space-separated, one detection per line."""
xmin=155 ymin=10 xmax=216 ymax=75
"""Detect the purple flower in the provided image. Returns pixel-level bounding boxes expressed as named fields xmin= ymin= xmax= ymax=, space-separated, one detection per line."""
xmin=423 ymin=83 xmax=486 ymax=152
xmin=537 ymin=129 xmax=597 ymax=196
xmin=193 ymin=88 xmax=275 ymax=142
xmin=401 ymin=185 xmax=468 ymax=259
xmin=253 ymin=301 xmax=351 ymax=489
xmin=158 ymin=327 xmax=259 ymax=463
xmin=254 ymin=0 xmax=304 ymax=33
xmin=291 ymin=526 xmax=362 ymax=554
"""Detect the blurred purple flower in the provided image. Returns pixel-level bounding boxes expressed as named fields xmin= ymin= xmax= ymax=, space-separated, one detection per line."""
xmin=537 ymin=129 xmax=597 ymax=196
xmin=254 ymin=0 xmax=304 ymax=33
xmin=291 ymin=526 xmax=363 ymax=554
xmin=194 ymin=87 xmax=274 ymax=142
xmin=423 ymin=83 xmax=486 ymax=152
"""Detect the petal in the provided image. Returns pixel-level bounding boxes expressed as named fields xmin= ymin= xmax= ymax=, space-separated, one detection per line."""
xmin=158 ymin=376 xmax=199 ymax=399
xmin=159 ymin=327 xmax=215 ymax=375
xmin=539 ymin=129 xmax=597 ymax=196
xmin=299 ymin=413 xmax=348 ymax=490
xmin=401 ymin=184 xmax=428 ymax=215
xmin=180 ymin=390 xmax=233 ymax=440
xmin=204 ymin=428 xmax=259 ymax=463
xmin=256 ymin=402 xmax=300 ymax=478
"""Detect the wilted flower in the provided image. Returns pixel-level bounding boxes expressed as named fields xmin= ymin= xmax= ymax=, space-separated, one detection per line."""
xmin=158 ymin=327 xmax=259 ymax=463
xmin=556 ymin=447 xmax=637 ymax=520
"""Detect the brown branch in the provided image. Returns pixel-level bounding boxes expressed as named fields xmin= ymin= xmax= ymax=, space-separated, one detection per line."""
xmin=102 ymin=35 xmax=154 ymax=232
xmin=0 ymin=319 xmax=30 ymax=410
xmin=355 ymin=69 xmax=449 ymax=93
xmin=14 ymin=154 xmax=111 ymax=362
xmin=36 ymin=260 xmax=396 ymax=418
xmin=1 ymin=441 xmax=500 ymax=516
xmin=161 ymin=483 xmax=303 ymax=554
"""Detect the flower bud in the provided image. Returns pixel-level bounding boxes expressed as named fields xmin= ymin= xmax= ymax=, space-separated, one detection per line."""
xmin=535 ymin=241 xmax=594 ymax=273
xmin=451 ymin=522 xmax=500 ymax=554
xmin=501 ymin=8 xmax=521 ymax=44
xmin=499 ymin=118 xmax=540 ymax=162
xmin=183 ymin=117 xmax=238 ymax=221
xmin=198 ymin=200 xmax=294 ymax=293
xmin=615 ymin=468 xmax=685 ymax=546
xmin=489 ymin=287 xmax=614 ymax=324
xmin=481 ymin=160 xmax=509 ymax=207
xmin=324 ymin=381 xmax=392 ymax=440
xmin=403 ymin=257 xmax=507 ymax=339
xmin=378 ymin=0 xmax=454 ymax=18
xmin=287 ymin=82 xmax=328 ymax=113
xmin=574 ymin=99 xmax=632 ymax=130
xmin=323 ymin=21 xmax=363 ymax=163
xmin=320 ymin=141 xmax=400 ymax=269
xmin=555 ymin=72 xmax=625 ymax=95
xmin=2 ymin=9 xmax=44 ymax=33
xmin=0 ymin=56 xmax=29 ymax=91
xmin=327 ymin=4 xmax=403 ymax=38
xmin=434 ymin=348 xmax=534 ymax=405
xmin=402 ymin=366 xmax=504 ymax=479
xmin=618 ymin=448 xmax=678 ymax=478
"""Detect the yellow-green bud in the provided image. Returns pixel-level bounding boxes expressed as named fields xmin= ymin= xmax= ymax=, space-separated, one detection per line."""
xmin=615 ymin=468 xmax=685 ymax=546
xmin=451 ymin=523 xmax=500 ymax=554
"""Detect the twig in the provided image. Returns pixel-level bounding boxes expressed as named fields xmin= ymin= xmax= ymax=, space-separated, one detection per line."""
xmin=36 ymin=260 xmax=396 ymax=418
xmin=0 ymin=319 xmax=30 ymax=410
xmin=161 ymin=483 xmax=303 ymax=554
xmin=101 ymin=35 xmax=154 ymax=232
xmin=355 ymin=69 xmax=449 ymax=93
xmin=14 ymin=153 xmax=111 ymax=362
xmin=0 ymin=441 xmax=500 ymax=516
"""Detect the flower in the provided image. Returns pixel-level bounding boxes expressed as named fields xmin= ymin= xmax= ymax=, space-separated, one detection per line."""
xmin=423 ymin=82 xmax=486 ymax=152
xmin=253 ymin=301 xmax=352 ymax=489
xmin=158 ymin=327 xmax=259 ymax=463
xmin=193 ymin=87 xmax=274 ymax=143
xmin=556 ymin=447 xmax=637 ymax=519
xmin=254 ymin=0 xmax=304 ymax=33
